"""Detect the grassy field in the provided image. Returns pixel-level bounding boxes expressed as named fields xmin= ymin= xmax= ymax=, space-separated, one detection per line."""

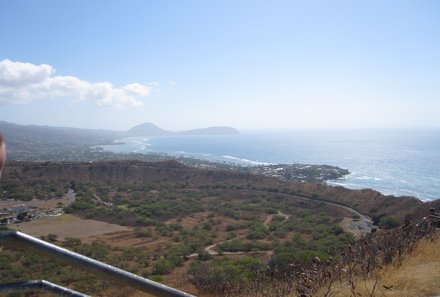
xmin=10 ymin=214 xmax=129 ymax=240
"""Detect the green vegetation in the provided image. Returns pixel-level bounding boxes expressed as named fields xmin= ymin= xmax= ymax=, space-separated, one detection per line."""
xmin=190 ymin=257 xmax=267 ymax=293
xmin=378 ymin=216 xmax=400 ymax=229
xmin=218 ymin=239 xmax=272 ymax=252
xmin=0 ymin=160 xmax=417 ymax=296
xmin=0 ymin=238 xmax=150 ymax=296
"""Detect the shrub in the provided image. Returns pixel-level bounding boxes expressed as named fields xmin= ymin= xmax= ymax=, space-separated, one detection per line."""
xmin=153 ymin=258 xmax=173 ymax=275
xmin=197 ymin=250 xmax=213 ymax=261
xmin=134 ymin=227 xmax=153 ymax=237
xmin=380 ymin=216 xmax=400 ymax=229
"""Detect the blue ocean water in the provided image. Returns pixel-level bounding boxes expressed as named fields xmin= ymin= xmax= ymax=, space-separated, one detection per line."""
xmin=100 ymin=129 xmax=440 ymax=201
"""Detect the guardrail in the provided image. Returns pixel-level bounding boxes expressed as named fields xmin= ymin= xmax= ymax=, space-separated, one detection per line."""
xmin=0 ymin=280 xmax=90 ymax=297
xmin=0 ymin=231 xmax=196 ymax=297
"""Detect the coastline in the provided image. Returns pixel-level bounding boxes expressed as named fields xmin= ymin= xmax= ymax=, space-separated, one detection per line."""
xmin=96 ymin=131 xmax=440 ymax=202
xmin=101 ymin=139 xmax=435 ymax=202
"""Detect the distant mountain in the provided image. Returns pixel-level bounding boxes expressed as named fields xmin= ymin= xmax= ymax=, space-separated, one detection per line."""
xmin=0 ymin=121 xmax=121 ymax=160
xmin=0 ymin=121 xmax=239 ymax=161
xmin=176 ymin=126 xmax=239 ymax=136
xmin=126 ymin=122 xmax=169 ymax=136
xmin=0 ymin=121 xmax=120 ymax=147
xmin=125 ymin=122 xmax=239 ymax=136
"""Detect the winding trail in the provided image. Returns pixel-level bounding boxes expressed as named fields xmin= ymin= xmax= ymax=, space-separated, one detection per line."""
xmin=243 ymin=189 xmax=373 ymax=236
xmin=188 ymin=190 xmax=373 ymax=258
xmin=188 ymin=211 xmax=290 ymax=258
xmin=263 ymin=211 xmax=290 ymax=228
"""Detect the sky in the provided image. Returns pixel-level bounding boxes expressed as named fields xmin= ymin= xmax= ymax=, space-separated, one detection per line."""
xmin=0 ymin=0 xmax=439 ymax=131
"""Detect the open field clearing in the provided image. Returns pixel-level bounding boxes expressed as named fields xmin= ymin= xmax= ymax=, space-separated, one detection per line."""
xmin=10 ymin=214 xmax=130 ymax=240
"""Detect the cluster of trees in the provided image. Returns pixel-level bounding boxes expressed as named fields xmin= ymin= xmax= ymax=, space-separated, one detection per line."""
xmin=66 ymin=182 xmax=205 ymax=226
xmin=0 ymin=178 xmax=64 ymax=201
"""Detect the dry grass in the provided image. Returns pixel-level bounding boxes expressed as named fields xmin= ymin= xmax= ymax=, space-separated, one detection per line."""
xmin=10 ymin=214 xmax=129 ymax=240
xmin=317 ymin=235 xmax=440 ymax=297
xmin=376 ymin=236 xmax=440 ymax=297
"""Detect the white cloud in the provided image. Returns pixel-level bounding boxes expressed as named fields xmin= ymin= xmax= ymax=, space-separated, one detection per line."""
xmin=0 ymin=59 xmax=53 ymax=86
xmin=168 ymin=80 xmax=176 ymax=86
xmin=0 ymin=59 xmax=151 ymax=107
xmin=122 ymin=83 xmax=152 ymax=97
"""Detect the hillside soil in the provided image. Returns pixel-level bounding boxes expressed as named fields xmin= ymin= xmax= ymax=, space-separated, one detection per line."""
xmin=321 ymin=234 xmax=440 ymax=297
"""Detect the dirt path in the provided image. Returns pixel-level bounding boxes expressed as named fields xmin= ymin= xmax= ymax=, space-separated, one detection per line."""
xmin=189 ymin=211 xmax=290 ymax=258
xmin=188 ymin=235 xmax=248 ymax=258
xmin=263 ymin=211 xmax=290 ymax=228
xmin=319 ymin=199 xmax=373 ymax=236
xmin=243 ymin=189 xmax=374 ymax=236
xmin=188 ymin=190 xmax=373 ymax=258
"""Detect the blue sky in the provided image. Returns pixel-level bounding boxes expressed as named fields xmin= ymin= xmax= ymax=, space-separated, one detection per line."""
xmin=0 ymin=0 xmax=439 ymax=131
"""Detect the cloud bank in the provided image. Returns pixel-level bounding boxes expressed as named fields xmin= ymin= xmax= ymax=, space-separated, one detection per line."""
xmin=0 ymin=59 xmax=151 ymax=107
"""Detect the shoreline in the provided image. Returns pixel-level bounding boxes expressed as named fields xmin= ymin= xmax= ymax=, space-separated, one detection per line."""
xmin=8 ymin=148 xmax=435 ymax=202
xmin=172 ymin=155 xmax=432 ymax=202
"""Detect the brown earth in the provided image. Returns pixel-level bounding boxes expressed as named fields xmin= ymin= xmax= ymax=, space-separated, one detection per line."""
xmin=316 ymin=234 xmax=440 ymax=297
xmin=10 ymin=214 xmax=129 ymax=240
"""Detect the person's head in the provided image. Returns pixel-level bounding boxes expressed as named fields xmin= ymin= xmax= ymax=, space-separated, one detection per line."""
xmin=0 ymin=134 xmax=5 ymax=179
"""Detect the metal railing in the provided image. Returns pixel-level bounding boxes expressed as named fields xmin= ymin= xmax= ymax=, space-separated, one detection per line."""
xmin=0 ymin=280 xmax=90 ymax=297
xmin=0 ymin=231 xmax=196 ymax=297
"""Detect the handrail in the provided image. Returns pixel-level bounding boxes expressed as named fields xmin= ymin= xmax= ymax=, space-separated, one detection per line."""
xmin=0 ymin=231 xmax=196 ymax=297
xmin=0 ymin=280 xmax=90 ymax=297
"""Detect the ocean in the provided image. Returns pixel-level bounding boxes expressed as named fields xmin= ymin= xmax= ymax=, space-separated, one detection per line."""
xmin=100 ymin=129 xmax=440 ymax=202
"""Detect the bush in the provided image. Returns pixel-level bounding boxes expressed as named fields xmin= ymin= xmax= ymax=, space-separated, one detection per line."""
xmin=189 ymin=257 xmax=267 ymax=293
xmin=246 ymin=222 xmax=269 ymax=240
xmin=150 ymin=275 xmax=163 ymax=282
xmin=331 ymin=225 xmax=344 ymax=235
xmin=134 ymin=227 xmax=153 ymax=237
xmin=197 ymin=250 xmax=213 ymax=261
xmin=153 ymin=258 xmax=173 ymax=275
xmin=380 ymin=216 xmax=400 ymax=229
xmin=64 ymin=237 xmax=82 ymax=247
xmin=46 ymin=234 xmax=58 ymax=242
